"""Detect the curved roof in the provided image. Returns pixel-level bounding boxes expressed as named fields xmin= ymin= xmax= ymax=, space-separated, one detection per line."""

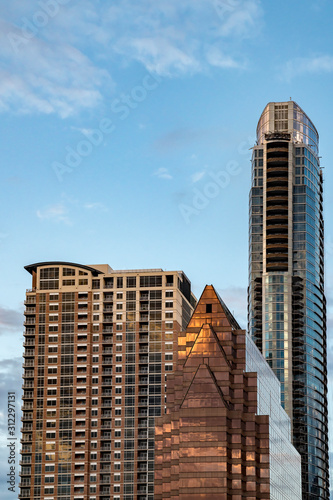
xmin=25 ymin=262 xmax=103 ymax=276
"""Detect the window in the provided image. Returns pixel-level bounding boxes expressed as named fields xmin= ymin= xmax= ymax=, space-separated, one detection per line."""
xmin=116 ymin=366 xmax=122 ymax=373
xmin=116 ymin=334 xmax=123 ymax=341
xmin=92 ymin=279 xmax=100 ymax=289
xmin=79 ymin=279 xmax=88 ymax=286
xmin=116 ymin=314 xmax=122 ymax=320
xmin=63 ymin=279 xmax=75 ymax=286
xmin=63 ymin=268 xmax=75 ymax=276
xmin=116 ymin=303 xmax=123 ymax=310
xmin=93 ymin=293 xmax=100 ymax=300
xmin=126 ymin=277 xmax=136 ymax=288
xmin=206 ymin=303 xmax=212 ymax=313
xmin=93 ymin=303 xmax=100 ymax=311
xmin=140 ymin=275 xmax=162 ymax=287
xmin=165 ymin=291 xmax=173 ymax=297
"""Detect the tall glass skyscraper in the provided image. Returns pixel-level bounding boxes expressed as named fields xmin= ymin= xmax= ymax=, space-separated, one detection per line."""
xmin=248 ymin=101 xmax=329 ymax=499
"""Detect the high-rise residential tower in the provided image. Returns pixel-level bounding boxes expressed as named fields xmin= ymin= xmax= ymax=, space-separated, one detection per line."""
xmin=155 ymin=285 xmax=302 ymax=499
xmin=248 ymin=101 xmax=329 ymax=499
xmin=19 ymin=262 xmax=195 ymax=500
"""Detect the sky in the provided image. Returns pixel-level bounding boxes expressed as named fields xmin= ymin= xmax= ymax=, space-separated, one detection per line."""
xmin=0 ymin=0 xmax=333 ymax=497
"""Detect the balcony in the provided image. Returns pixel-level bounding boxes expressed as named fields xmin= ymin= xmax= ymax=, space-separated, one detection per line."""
xmin=22 ymin=392 xmax=34 ymax=399
xmin=138 ymin=475 xmax=148 ymax=483
xmin=101 ymin=444 xmax=111 ymax=451
xmin=24 ymin=307 xmax=36 ymax=315
xmin=103 ymin=307 xmax=113 ymax=313
xmin=102 ymin=389 xmax=112 ymax=396
xmin=139 ymin=357 xmax=148 ymax=363
xmin=22 ymin=361 xmax=34 ymax=368
xmin=23 ymin=341 xmax=35 ymax=347
xmin=22 ymin=382 xmax=34 ymax=389
xmin=22 ymin=403 xmax=34 ymax=410
xmin=24 ymin=297 xmax=36 ymax=305
xmin=21 ymin=414 xmax=33 ymax=421
xmin=103 ymin=347 xmax=113 ymax=354
xmin=101 ymin=411 xmax=112 ymax=417
xmin=139 ymin=336 xmax=148 ymax=343
xmin=103 ymin=358 xmax=113 ymax=365
xmin=102 ymin=401 xmax=112 ymax=407
xmin=24 ymin=319 xmax=35 ymax=326
xmin=23 ymin=350 xmax=35 ymax=357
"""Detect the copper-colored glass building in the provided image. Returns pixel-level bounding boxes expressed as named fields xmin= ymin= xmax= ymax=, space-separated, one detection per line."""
xmin=155 ymin=285 xmax=301 ymax=499
xmin=19 ymin=262 xmax=195 ymax=500
xmin=248 ymin=101 xmax=329 ymax=499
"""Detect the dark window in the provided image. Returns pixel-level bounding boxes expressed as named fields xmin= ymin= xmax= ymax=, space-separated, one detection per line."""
xmin=206 ymin=304 xmax=212 ymax=313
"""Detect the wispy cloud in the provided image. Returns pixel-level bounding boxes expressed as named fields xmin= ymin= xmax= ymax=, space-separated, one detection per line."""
xmin=36 ymin=202 xmax=70 ymax=224
xmin=84 ymin=202 xmax=108 ymax=211
xmin=0 ymin=0 xmax=262 ymax=115
xmin=153 ymin=167 xmax=173 ymax=180
xmin=281 ymin=55 xmax=333 ymax=81
xmin=191 ymin=171 xmax=206 ymax=183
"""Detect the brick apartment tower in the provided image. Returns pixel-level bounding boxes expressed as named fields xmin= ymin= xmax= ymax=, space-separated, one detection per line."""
xmin=19 ymin=262 xmax=195 ymax=500
xmin=154 ymin=285 xmax=302 ymax=500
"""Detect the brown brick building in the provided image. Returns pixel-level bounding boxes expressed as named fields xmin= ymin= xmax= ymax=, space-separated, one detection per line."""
xmin=154 ymin=285 xmax=301 ymax=500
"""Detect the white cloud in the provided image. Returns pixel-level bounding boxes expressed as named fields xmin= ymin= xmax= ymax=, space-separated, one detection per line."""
xmin=84 ymin=202 xmax=108 ymax=211
xmin=191 ymin=171 xmax=206 ymax=183
xmin=281 ymin=55 xmax=333 ymax=81
xmin=0 ymin=0 xmax=263 ymax=115
xmin=153 ymin=167 xmax=173 ymax=180
xmin=36 ymin=203 xmax=70 ymax=224
xmin=206 ymin=46 xmax=246 ymax=69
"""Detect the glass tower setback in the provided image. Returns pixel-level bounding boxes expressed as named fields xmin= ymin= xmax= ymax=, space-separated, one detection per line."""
xmin=248 ymin=101 xmax=329 ymax=499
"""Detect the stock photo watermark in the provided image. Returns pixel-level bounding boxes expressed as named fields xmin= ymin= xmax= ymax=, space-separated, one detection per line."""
xmin=52 ymin=72 xmax=161 ymax=182
xmin=7 ymin=0 xmax=72 ymax=53
xmin=179 ymin=161 xmax=242 ymax=224
xmin=179 ymin=136 xmax=254 ymax=224
xmin=213 ymin=0 xmax=240 ymax=20
xmin=7 ymin=392 xmax=17 ymax=494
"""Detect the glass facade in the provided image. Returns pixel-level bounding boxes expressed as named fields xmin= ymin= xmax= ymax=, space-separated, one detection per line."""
xmin=155 ymin=285 xmax=301 ymax=499
xmin=248 ymin=101 xmax=329 ymax=499
xmin=246 ymin=335 xmax=301 ymax=500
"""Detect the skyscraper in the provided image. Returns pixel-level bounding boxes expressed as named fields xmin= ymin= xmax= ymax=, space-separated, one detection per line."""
xmin=248 ymin=101 xmax=329 ymax=499
xmin=19 ymin=262 xmax=195 ymax=500
xmin=155 ymin=285 xmax=302 ymax=499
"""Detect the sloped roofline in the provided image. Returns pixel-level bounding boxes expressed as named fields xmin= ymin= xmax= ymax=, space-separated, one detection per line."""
xmin=25 ymin=262 xmax=103 ymax=276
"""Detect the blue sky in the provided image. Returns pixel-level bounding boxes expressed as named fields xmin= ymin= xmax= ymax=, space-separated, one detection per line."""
xmin=1 ymin=0 xmax=333 ymax=496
